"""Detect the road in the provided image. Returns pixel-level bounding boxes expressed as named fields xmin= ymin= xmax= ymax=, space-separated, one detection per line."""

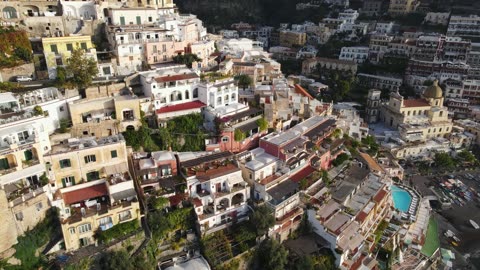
xmin=15 ymin=76 xmax=126 ymax=89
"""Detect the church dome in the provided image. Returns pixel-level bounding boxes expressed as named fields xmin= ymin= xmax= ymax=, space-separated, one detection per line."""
xmin=423 ymin=80 xmax=443 ymax=99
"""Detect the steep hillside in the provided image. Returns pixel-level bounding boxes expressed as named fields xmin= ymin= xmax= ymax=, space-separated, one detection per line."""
xmin=175 ymin=0 xmax=326 ymax=30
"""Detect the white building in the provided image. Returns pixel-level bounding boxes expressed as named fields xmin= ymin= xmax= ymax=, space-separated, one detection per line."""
xmin=357 ymin=73 xmax=403 ymax=92
xmin=197 ymin=78 xmax=239 ymax=110
xmin=16 ymin=88 xmax=81 ymax=134
xmin=338 ymin=9 xmax=359 ymax=24
xmin=216 ymin=38 xmax=264 ymax=56
xmin=424 ymin=12 xmax=450 ymax=25
xmin=339 ymin=46 xmax=369 ymax=63
xmin=138 ymin=65 xmax=203 ymax=121
xmin=447 ymin=15 xmax=480 ymax=38
xmin=0 ymin=93 xmax=51 ymax=188
xmin=374 ymin=22 xmax=395 ymax=34
xmin=179 ymin=152 xmax=250 ymax=234
xmin=107 ymin=8 xmax=160 ymax=26
xmin=60 ymin=0 xmax=97 ymax=20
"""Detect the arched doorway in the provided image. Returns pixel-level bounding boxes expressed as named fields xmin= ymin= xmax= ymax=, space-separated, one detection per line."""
xmin=2 ymin=7 xmax=17 ymax=19
xmin=232 ymin=193 xmax=244 ymax=206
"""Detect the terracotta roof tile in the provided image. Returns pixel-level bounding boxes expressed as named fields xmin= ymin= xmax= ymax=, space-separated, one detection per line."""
xmin=373 ymin=189 xmax=388 ymax=203
xmin=63 ymin=183 xmax=108 ymax=205
xmin=290 ymin=165 xmax=315 ymax=183
xmin=156 ymin=100 xmax=206 ymax=114
xmin=294 ymin=84 xmax=314 ymax=100
xmin=356 ymin=211 xmax=368 ymax=223
xmin=358 ymin=152 xmax=384 ymax=173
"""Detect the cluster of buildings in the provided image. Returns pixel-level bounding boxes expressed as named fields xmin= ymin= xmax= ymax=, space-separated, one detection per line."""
xmin=2 ymin=0 xmax=480 ymax=269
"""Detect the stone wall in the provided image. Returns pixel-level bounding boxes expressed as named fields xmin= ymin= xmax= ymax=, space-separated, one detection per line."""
xmin=0 ymin=190 xmax=18 ymax=257
xmin=85 ymin=82 xmax=126 ymax=99
xmin=0 ymin=63 xmax=35 ymax=82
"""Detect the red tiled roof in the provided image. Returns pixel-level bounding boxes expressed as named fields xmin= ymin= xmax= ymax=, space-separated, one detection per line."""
xmin=356 ymin=211 xmax=368 ymax=223
xmin=294 ymin=84 xmax=314 ymax=100
xmin=156 ymin=100 xmax=206 ymax=114
xmin=169 ymin=193 xmax=186 ymax=206
xmin=373 ymin=189 xmax=388 ymax=203
xmin=63 ymin=183 xmax=108 ymax=205
xmin=154 ymin=73 xmax=199 ymax=83
xmin=192 ymin=197 xmax=203 ymax=207
xmin=403 ymin=99 xmax=430 ymax=108
xmin=290 ymin=165 xmax=315 ymax=183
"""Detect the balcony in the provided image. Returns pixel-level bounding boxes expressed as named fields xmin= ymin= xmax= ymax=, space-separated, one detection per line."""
xmin=64 ymin=200 xmax=135 ymax=225
xmin=8 ymin=186 xmax=45 ymax=206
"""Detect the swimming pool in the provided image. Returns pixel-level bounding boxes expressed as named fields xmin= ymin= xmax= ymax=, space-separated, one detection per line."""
xmin=391 ymin=185 xmax=412 ymax=212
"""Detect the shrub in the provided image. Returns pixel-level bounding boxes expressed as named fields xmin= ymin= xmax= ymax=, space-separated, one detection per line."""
xmin=95 ymin=220 xmax=140 ymax=244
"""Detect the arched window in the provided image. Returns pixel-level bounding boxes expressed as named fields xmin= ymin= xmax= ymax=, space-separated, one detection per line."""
xmin=193 ymin=88 xmax=198 ymax=98
xmin=3 ymin=7 xmax=17 ymax=19
xmin=439 ymin=111 xmax=443 ymax=117
xmin=231 ymin=93 xmax=236 ymax=101
xmin=217 ymin=96 xmax=222 ymax=104
xmin=185 ymin=90 xmax=189 ymax=100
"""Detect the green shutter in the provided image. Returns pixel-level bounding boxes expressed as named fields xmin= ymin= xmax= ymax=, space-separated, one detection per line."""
xmin=0 ymin=158 xmax=9 ymax=170
xmin=84 ymin=156 xmax=88 ymax=163
xmin=136 ymin=16 xmax=141 ymax=25
xmin=24 ymin=150 xmax=33 ymax=161
xmin=92 ymin=155 xmax=96 ymax=162
xmin=62 ymin=178 xmax=66 ymax=188
xmin=120 ymin=16 xmax=125 ymax=25
xmin=72 ymin=177 xmax=76 ymax=186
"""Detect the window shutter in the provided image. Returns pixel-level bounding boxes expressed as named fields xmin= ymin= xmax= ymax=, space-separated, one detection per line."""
xmin=84 ymin=156 xmax=88 ymax=163
xmin=62 ymin=178 xmax=66 ymax=188
xmin=72 ymin=177 xmax=76 ymax=186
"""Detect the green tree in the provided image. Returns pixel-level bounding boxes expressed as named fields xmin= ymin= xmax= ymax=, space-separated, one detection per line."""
xmin=59 ymin=118 xmax=70 ymax=133
xmin=456 ymin=150 xmax=477 ymax=164
xmin=249 ymin=205 xmax=275 ymax=236
xmin=234 ymin=129 xmax=246 ymax=141
xmin=322 ymin=169 xmax=331 ymax=186
xmin=256 ymin=117 xmax=268 ymax=131
xmin=99 ymin=249 xmax=135 ymax=270
xmin=332 ymin=153 xmax=349 ymax=167
xmin=332 ymin=128 xmax=342 ymax=138
xmin=234 ymin=74 xmax=253 ymax=90
xmin=14 ymin=47 xmax=32 ymax=62
xmin=294 ymin=255 xmax=315 ymax=270
xmin=65 ymin=257 xmax=92 ymax=270
xmin=299 ymin=178 xmax=309 ymax=190
xmin=152 ymin=196 xmax=169 ymax=210
xmin=33 ymin=105 xmax=43 ymax=116
xmin=255 ymin=239 xmax=288 ymax=270
xmin=434 ymin=152 xmax=455 ymax=171
xmin=65 ymin=48 xmax=98 ymax=90
xmin=172 ymin=53 xmax=202 ymax=68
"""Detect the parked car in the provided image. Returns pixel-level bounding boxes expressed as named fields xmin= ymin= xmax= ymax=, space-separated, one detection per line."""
xmin=16 ymin=75 xmax=32 ymax=82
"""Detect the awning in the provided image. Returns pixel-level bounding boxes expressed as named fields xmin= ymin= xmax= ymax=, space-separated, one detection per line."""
xmin=0 ymin=163 xmax=45 ymax=185
xmin=111 ymin=188 xmax=137 ymax=202
xmin=104 ymin=163 xmax=129 ymax=175
xmin=62 ymin=183 xmax=108 ymax=205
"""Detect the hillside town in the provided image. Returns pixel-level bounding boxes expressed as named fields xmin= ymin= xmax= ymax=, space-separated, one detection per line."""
xmin=0 ymin=0 xmax=480 ymax=269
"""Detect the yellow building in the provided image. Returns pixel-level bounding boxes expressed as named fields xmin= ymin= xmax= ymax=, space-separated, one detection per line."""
xmin=45 ymin=134 xmax=140 ymax=251
xmin=379 ymin=80 xmax=453 ymax=142
xmin=57 ymin=179 xmax=140 ymax=250
xmin=279 ymin=30 xmax=307 ymax=47
xmin=388 ymin=0 xmax=419 ymax=16
xmin=42 ymin=35 xmax=97 ymax=79
xmin=68 ymin=95 xmax=142 ymax=138
xmin=44 ymin=135 xmax=129 ymax=188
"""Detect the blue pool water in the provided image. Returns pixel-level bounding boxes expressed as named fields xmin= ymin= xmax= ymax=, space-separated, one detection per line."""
xmin=391 ymin=185 xmax=412 ymax=212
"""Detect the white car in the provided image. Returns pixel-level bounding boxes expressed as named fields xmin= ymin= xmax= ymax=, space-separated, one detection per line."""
xmin=16 ymin=75 xmax=32 ymax=82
